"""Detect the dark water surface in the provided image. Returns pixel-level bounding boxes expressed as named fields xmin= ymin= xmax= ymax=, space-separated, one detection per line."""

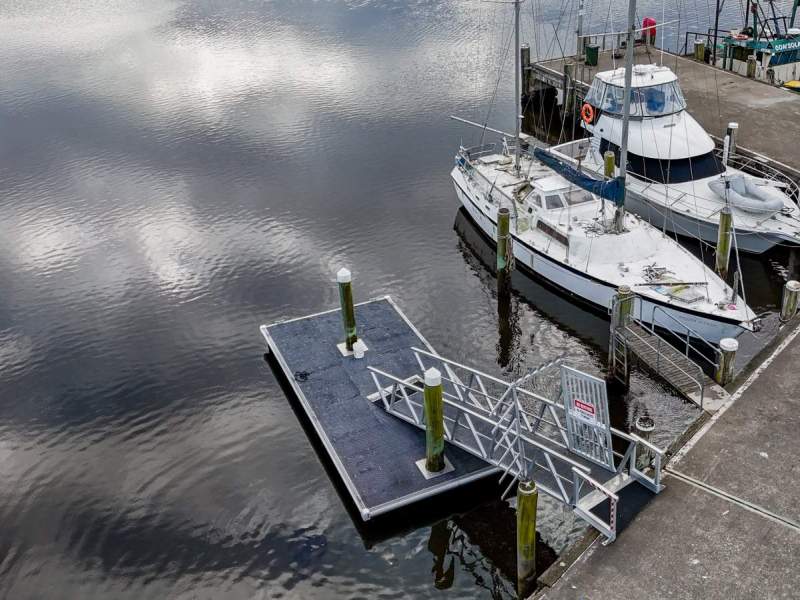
xmin=0 ymin=1 xmax=790 ymax=598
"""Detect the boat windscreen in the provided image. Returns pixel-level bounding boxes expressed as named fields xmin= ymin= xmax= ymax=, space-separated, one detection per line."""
xmin=588 ymin=80 xmax=686 ymax=117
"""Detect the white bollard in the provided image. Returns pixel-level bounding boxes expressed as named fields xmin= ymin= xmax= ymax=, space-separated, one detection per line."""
xmin=715 ymin=338 xmax=738 ymax=386
xmin=780 ymin=280 xmax=800 ymax=322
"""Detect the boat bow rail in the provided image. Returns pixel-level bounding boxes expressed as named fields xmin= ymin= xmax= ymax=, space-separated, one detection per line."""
xmin=367 ymin=347 xmax=664 ymax=543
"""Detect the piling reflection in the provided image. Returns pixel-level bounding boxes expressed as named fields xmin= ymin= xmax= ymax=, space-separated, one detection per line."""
xmin=496 ymin=271 xmax=521 ymax=370
xmin=425 ymin=499 xmax=558 ymax=599
xmin=453 ymin=208 xmax=610 ymax=348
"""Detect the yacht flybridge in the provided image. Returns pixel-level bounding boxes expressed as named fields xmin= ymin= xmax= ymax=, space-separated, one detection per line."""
xmin=551 ymin=64 xmax=800 ymax=253
xmin=451 ymin=145 xmax=757 ymax=343
xmin=450 ymin=0 xmax=758 ymax=343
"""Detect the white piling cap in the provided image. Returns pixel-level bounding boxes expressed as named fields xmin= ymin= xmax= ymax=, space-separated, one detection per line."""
xmin=786 ymin=280 xmax=800 ymax=292
xmin=336 ymin=268 xmax=351 ymax=283
xmin=727 ymin=122 xmax=739 ymax=130
xmin=424 ymin=367 xmax=442 ymax=387
xmin=719 ymin=338 xmax=739 ymax=352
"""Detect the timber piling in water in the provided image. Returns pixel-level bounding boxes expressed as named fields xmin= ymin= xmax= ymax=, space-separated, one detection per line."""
xmin=337 ymin=268 xmax=358 ymax=352
xmin=516 ymin=480 xmax=538 ymax=598
xmin=423 ymin=368 xmax=445 ymax=473
xmin=715 ymin=206 xmax=733 ymax=280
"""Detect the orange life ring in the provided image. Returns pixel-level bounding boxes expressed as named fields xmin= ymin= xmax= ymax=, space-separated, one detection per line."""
xmin=581 ymin=103 xmax=595 ymax=124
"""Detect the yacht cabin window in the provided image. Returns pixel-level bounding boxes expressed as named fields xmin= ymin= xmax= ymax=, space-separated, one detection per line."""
xmin=564 ymin=189 xmax=594 ymax=205
xmin=545 ymin=195 xmax=564 ymax=210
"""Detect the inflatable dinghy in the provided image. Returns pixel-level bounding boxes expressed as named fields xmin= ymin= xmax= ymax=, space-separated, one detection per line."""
xmin=708 ymin=174 xmax=786 ymax=213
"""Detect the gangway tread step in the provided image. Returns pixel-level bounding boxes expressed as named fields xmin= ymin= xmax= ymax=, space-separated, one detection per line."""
xmin=622 ymin=323 xmax=717 ymax=403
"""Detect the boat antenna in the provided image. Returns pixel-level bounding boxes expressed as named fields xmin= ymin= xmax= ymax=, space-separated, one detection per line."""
xmin=514 ymin=0 xmax=522 ymax=176
xmin=614 ymin=0 xmax=637 ymax=233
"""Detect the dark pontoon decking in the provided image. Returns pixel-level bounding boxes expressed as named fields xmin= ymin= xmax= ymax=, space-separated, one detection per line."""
xmin=261 ymin=296 xmax=498 ymax=520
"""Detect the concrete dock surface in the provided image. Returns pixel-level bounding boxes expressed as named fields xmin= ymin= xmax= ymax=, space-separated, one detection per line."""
xmin=537 ymin=47 xmax=800 ymax=173
xmin=538 ymin=325 xmax=800 ymax=600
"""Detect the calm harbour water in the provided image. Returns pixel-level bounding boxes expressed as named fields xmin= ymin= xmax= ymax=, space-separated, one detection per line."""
xmin=0 ymin=1 xmax=792 ymax=598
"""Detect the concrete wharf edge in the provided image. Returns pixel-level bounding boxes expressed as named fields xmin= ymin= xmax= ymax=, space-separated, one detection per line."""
xmin=531 ymin=47 xmax=800 ymax=175
xmin=534 ymin=317 xmax=800 ymax=600
xmin=261 ymin=296 xmax=498 ymax=521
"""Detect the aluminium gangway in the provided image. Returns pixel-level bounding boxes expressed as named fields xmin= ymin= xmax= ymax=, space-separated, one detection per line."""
xmin=368 ymin=348 xmax=665 ymax=543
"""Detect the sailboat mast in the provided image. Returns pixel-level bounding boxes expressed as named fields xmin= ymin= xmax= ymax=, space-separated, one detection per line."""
xmin=514 ymin=0 xmax=521 ymax=174
xmin=615 ymin=0 xmax=637 ymax=232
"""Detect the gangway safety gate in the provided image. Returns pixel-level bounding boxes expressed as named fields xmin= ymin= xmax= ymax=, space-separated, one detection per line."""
xmin=368 ymin=348 xmax=665 ymax=543
xmin=561 ymin=366 xmax=615 ymax=470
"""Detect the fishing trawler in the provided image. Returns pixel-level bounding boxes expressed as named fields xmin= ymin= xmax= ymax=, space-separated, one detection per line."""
xmin=708 ymin=0 xmax=800 ymax=86
xmin=449 ymin=0 xmax=758 ymax=343
xmin=550 ymin=64 xmax=800 ymax=253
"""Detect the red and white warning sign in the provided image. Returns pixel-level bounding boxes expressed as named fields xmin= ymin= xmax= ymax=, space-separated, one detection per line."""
xmin=572 ymin=398 xmax=597 ymax=421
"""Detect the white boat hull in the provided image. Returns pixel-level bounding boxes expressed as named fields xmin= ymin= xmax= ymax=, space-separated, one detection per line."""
xmin=452 ymin=171 xmax=746 ymax=344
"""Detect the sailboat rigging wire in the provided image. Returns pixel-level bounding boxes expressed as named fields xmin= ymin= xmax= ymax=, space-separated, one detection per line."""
xmin=479 ymin=16 xmax=515 ymax=148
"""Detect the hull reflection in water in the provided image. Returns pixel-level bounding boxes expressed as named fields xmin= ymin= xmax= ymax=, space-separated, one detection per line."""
xmin=453 ymin=208 xmax=612 ymax=351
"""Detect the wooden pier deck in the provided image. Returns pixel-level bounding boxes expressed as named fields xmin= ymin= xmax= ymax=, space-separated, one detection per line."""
xmin=529 ymin=46 xmax=800 ymax=175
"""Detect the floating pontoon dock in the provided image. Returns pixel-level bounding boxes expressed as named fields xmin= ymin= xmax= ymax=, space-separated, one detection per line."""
xmin=262 ymin=295 xmax=666 ymax=542
xmin=261 ymin=297 xmax=498 ymax=520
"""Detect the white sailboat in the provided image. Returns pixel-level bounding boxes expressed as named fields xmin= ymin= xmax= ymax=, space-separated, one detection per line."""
xmin=550 ymin=64 xmax=800 ymax=254
xmin=450 ymin=0 xmax=759 ymax=343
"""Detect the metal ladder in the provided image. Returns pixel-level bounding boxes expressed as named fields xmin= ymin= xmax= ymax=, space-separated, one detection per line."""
xmin=367 ymin=348 xmax=664 ymax=543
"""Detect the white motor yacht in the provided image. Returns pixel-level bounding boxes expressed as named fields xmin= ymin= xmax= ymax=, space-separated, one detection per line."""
xmin=551 ymin=64 xmax=800 ymax=254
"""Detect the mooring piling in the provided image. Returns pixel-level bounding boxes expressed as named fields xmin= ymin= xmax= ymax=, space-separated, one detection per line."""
xmin=516 ymin=480 xmax=538 ymax=598
xmin=715 ymin=338 xmax=738 ymax=386
xmin=423 ymin=367 xmax=445 ymax=473
xmin=521 ymin=43 xmax=532 ymax=98
xmin=614 ymin=285 xmax=634 ymax=328
xmin=603 ymin=150 xmax=615 ymax=178
xmin=715 ymin=205 xmax=733 ymax=280
xmin=634 ymin=415 xmax=655 ymax=470
xmin=497 ymin=207 xmax=513 ymax=275
xmin=337 ymin=268 xmax=358 ymax=351
xmin=780 ymin=280 xmax=800 ymax=322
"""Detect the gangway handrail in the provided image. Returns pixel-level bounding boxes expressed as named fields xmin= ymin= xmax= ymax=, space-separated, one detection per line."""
xmin=636 ymin=301 xmax=722 ymax=372
xmin=366 ymin=366 xmax=591 ymax=475
xmin=618 ymin=325 xmax=705 ymax=408
xmin=412 ymin=346 xmax=660 ymax=457
xmin=369 ymin=352 xmax=666 ymax=544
